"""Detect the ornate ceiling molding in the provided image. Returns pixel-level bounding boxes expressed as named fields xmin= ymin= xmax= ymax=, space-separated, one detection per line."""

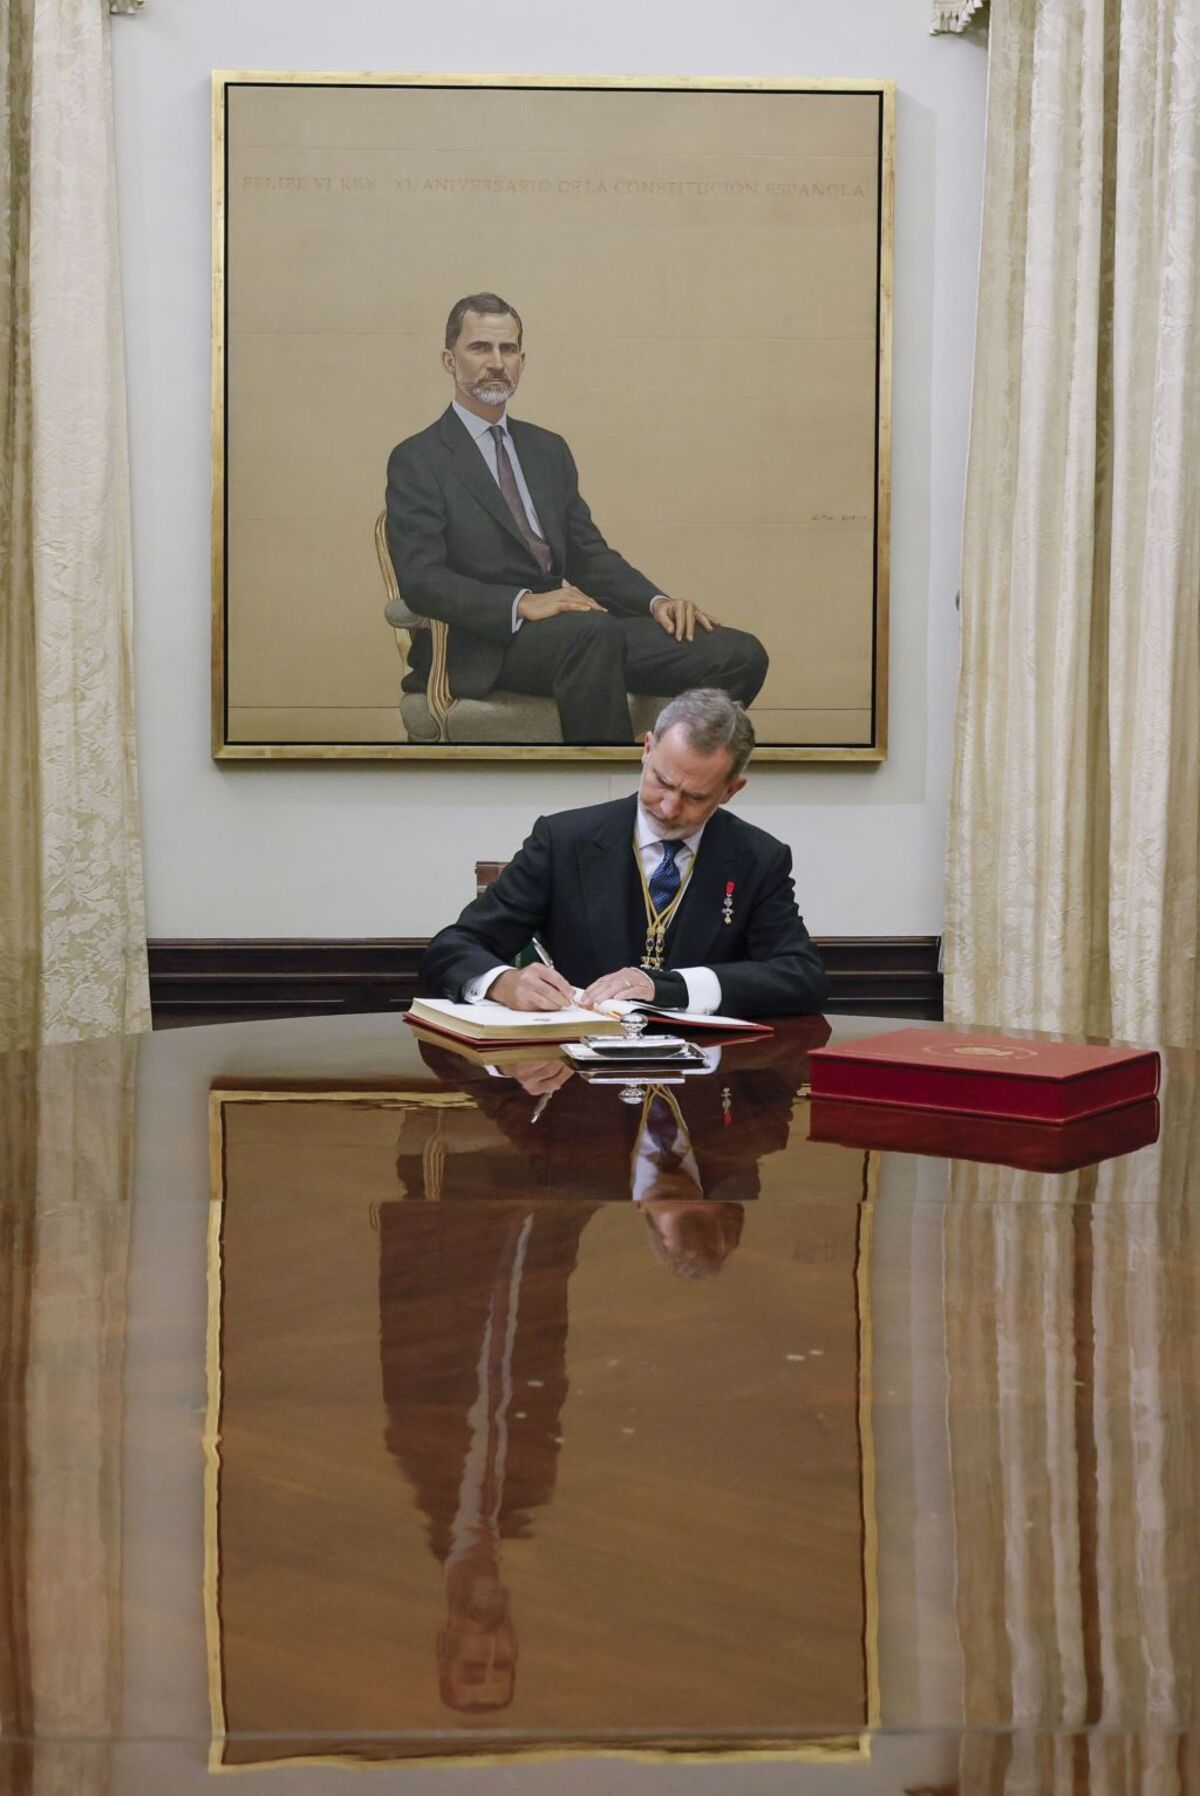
xmin=931 ymin=0 xmax=989 ymax=32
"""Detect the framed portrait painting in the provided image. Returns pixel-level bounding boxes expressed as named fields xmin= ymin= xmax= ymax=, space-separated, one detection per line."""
xmin=212 ymin=73 xmax=894 ymax=762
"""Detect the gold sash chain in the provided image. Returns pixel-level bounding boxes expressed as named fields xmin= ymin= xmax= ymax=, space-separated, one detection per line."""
xmin=626 ymin=1083 xmax=689 ymax=1188
xmin=635 ymin=833 xmax=697 ymax=971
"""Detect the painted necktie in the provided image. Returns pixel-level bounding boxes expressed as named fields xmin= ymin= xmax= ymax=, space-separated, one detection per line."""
xmin=648 ymin=840 xmax=683 ymax=913
xmin=489 ymin=425 xmax=551 ymax=574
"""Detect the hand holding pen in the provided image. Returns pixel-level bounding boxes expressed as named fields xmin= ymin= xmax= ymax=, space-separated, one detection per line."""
xmin=486 ymin=942 xmax=577 ymax=1012
xmin=487 ymin=937 xmax=616 ymax=1014
xmin=530 ymin=936 xmax=588 ymax=1003
xmin=531 ymin=938 xmax=623 ymax=1014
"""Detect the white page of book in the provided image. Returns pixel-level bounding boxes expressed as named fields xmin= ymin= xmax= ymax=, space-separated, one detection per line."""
xmin=415 ymin=997 xmax=604 ymax=1029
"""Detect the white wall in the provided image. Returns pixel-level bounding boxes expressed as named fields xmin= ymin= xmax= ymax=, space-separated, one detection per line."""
xmin=111 ymin=0 xmax=986 ymax=941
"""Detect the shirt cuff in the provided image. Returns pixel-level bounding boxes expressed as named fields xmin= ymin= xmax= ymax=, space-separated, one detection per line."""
xmin=649 ymin=594 xmax=670 ymax=615
xmin=675 ymin=966 xmax=722 ymax=1014
xmin=511 ymin=590 xmax=530 ymax=633
xmin=462 ymin=966 xmax=510 ymax=1004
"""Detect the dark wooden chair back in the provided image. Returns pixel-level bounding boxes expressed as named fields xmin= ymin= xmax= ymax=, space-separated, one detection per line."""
xmin=475 ymin=861 xmax=509 ymax=897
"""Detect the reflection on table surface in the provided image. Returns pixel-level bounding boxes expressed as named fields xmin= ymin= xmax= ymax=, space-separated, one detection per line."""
xmin=1 ymin=1010 xmax=1200 ymax=1794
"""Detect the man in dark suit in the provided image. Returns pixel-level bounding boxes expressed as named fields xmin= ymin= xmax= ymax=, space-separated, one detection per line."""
xmin=385 ymin=292 xmax=768 ymax=743
xmin=423 ymin=689 xmax=828 ymax=1018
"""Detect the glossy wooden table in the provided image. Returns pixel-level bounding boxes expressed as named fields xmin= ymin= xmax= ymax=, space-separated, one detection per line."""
xmin=1 ymin=1010 xmax=1198 ymax=1796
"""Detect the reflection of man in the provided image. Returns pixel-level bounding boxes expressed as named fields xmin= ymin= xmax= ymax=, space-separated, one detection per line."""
xmin=385 ymin=293 xmax=768 ymax=744
xmin=380 ymin=1018 xmax=827 ymax=1707
xmin=391 ymin=1059 xmax=742 ymax=1281
xmin=423 ymin=688 xmax=829 ymax=1017
xmin=406 ymin=1024 xmax=828 ymax=1215
xmin=633 ymin=1082 xmax=744 ymax=1279
xmin=379 ymin=1197 xmax=593 ymax=1712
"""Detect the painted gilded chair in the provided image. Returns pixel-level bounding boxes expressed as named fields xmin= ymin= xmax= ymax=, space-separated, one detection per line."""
xmin=375 ymin=512 xmax=669 ymax=745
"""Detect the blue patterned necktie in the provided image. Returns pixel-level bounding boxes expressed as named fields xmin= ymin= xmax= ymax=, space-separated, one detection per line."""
xmin=648 ymin=840 xmax=684 ymax=912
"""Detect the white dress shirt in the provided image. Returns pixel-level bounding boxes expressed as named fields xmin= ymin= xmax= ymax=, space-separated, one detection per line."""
xmin=464 ymin=804 xmax=722 ymax=1013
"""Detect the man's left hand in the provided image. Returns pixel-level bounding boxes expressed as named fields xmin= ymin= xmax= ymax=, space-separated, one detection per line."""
xmin=582 ymin=966 xmax=656 ymax=1009
xmin=652 ymin=597 xmax=718 ymax=642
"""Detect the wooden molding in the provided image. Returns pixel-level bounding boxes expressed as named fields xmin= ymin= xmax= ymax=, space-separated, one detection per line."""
xmin=149 ymin=936 xmax=942 ymax=1027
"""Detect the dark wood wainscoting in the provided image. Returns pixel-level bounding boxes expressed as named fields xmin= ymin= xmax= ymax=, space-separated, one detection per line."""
xmin=148 ymin=937 xmax=942 ymax=1028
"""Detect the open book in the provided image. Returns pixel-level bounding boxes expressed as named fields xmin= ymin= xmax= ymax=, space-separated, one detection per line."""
xmin=407 ymin=995 xmax=769 ymax=1046
xmin=407 ymin=997 xmax=623 ymax=1045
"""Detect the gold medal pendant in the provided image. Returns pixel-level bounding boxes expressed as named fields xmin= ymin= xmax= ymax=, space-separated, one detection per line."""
xmin=635 ymin=834 xmax=695 ymax=975
xmin=642 ymin=920 xmax=665 ymax=971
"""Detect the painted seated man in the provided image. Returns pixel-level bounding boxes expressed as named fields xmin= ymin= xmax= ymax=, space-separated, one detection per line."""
xmin=385 ymin=294 xmax=769 ymax=744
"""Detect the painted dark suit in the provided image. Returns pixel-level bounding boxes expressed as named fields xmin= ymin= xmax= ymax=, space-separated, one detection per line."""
xmin=385 ymin=409 xmax=768 ymax=737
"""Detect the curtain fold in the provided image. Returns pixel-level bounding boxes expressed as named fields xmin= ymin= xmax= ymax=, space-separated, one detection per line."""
xmin=946 ymin=1055 xmax=1200 ymax=1787
xmin=1104 ymin=0 xmax=1200 ymax=1044
xmin=944 ymin=0 xmax=1200 ymax=1045
xmin=0 ymin=0 xmax=40 ymax=1047
xmin=0 ymin=1037 xmax=136 ymax=1796
xmin=0 ymin=0 xmax=150 ymax=1051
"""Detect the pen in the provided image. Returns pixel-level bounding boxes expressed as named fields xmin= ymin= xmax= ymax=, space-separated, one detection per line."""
xmin=530 ymin=935 xmax=586 ymax=1005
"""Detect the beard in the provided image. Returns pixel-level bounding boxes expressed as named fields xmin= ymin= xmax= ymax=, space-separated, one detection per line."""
xmin=463 ymin=375 xmax=512 ymax=406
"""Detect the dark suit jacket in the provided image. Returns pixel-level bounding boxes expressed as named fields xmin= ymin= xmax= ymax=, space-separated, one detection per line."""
xmin=422 ymin=795 xmax=830 ymax=1019
xmin=385 ymin=407 xmax=662 ymax=697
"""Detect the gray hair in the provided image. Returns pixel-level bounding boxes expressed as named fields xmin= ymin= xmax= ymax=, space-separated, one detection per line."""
xmin=444 ymin=293 xmax=523 ymax=350
xmin=651 ymin=689 xmax=755 ymax=778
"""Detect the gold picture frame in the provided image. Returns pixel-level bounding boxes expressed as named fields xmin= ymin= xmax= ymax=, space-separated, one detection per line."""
xmin=212 ymin=72 xmax=894 ymax=763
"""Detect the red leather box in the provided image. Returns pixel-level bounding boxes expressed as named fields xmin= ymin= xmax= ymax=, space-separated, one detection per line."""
xmin=808 ymin=1094 xmax=1161 ymax=1173
xmin=807 ymin=1027 xmax=1160 ymax=1124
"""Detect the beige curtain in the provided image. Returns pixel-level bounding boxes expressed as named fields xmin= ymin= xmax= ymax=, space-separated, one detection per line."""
xmin=946 ymin=1053 xmax=1200 ymax=1788
xmin=944 ymin=0 xmax=1200 ymax=1045
xmin=0 ymin=0 xmax=150 ymax=1052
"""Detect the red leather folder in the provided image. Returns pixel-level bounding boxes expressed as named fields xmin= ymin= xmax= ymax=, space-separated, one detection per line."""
xmin=807 ymin=1027 xmax=1160 ymax=1124
xmin=808 ymin=1094 xmax=1161 ymax=1174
